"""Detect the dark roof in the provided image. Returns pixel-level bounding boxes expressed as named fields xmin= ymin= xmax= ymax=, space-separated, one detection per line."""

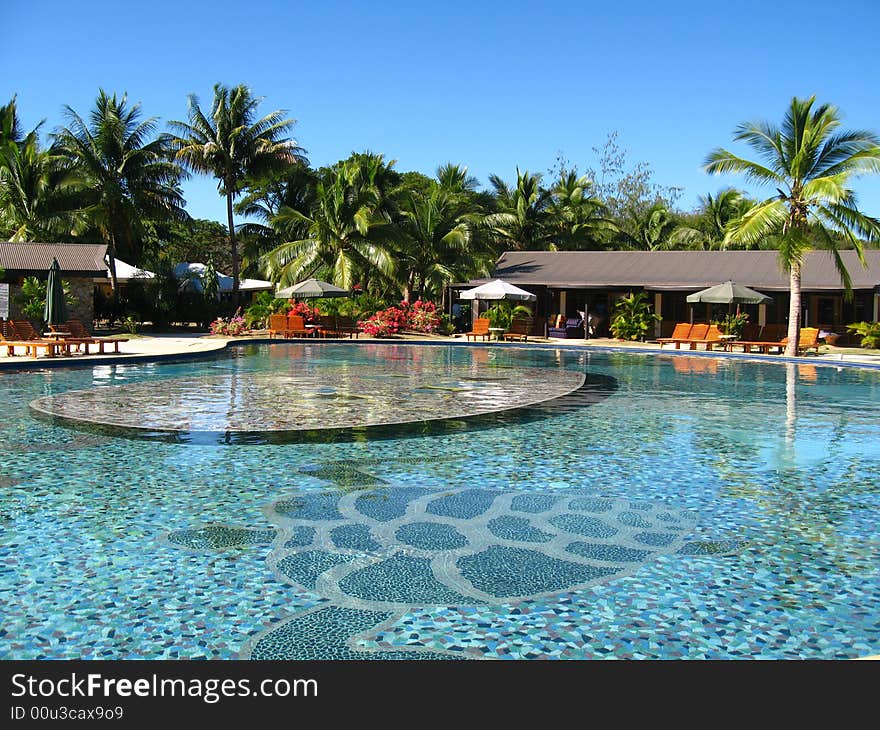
xmin=487 ymin=250 xmax=880 ymax=292
xmin=0 ymin=242 xmax=109 ymax=276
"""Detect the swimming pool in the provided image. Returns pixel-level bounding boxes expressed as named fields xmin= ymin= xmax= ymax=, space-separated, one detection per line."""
xmin=1 ymin=342 xmax=878 ymax=659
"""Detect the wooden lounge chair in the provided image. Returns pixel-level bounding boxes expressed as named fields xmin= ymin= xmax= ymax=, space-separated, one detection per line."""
xmin=268 ymin=313 xmax=292 ymax=338
xmin=465 ymin=318 xmax=491 ymax=341
xmin=3 ymin=320 xmax=66 ymax=357
xmin=657 ymin=322 xmax=692 ymax=349
xmin=335 ymin=316 xmax=360 ymax=338
xmin=63 ymin=318 xmax=128 ymax=354
xmin=776 ymin=327 xmax=821 ymax=355
xmin=686 ymin=324 xmax=724 ymax=351
xmin=502 ymin=317 xmax=532 ymax=342
xmin=286 ymin=314 xmax=311 ymax=338
xmin=672 ymin=323 xmax=709 ymax=350
xmin=728 ymin=324 xmax=796 ymax=354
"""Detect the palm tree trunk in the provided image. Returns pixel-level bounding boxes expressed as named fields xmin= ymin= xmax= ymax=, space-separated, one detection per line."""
xmin=226 ymin=189 xmax=239 ymax=304
xmin=785 ymin=263 xmax=801 ymax=357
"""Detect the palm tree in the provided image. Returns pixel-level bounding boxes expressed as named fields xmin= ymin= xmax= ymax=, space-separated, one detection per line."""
xmin=396 ymin=184 xmax=476 ymax=301
xmin=53 ymin=90 xmax=187 ymax=304
xmin=669 ymin=188 xmax=752 ymax=249
xmin=0 ymin=96 xmax=22 ymax=148
xmin=484 ymin=169 xmax=552 ymax=250
xmin=170 ymin=83 xmax=304 ymax=298
xmin=547 ymin=171 xmax=617 ymax=249
xmin=0 ymin=129 xmax=81 ymax=241
xmin=622 ymin=201 xmax=676 ymax=250
xmin=706 ymin=96 xmax=880 ymax=355
xmin=261 ymin=157 xmax=398 ymax=290
xmin=436 ymin=163 xmax=479 ymax=195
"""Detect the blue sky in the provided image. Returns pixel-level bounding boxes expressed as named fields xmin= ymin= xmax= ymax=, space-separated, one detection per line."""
xmin=4 ymin=0 xmax=880 ymax=224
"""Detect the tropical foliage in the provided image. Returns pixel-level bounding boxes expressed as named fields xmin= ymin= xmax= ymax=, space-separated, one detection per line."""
xmin=705 ymin=95 xmax=880 ymax=355
xmin=609 ymin=292 xmax=660 ymax=340
xmin=846 ymin=321 xmax=880 ymax=349
xmin=2 ymin=89 xmax=879 ymax=340
xmin=170 ymin=83 xmax=304 ymax=297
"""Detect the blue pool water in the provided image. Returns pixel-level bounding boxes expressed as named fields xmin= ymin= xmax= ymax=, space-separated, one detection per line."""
xmin=1 ymin=343 xmax=878 ymax=659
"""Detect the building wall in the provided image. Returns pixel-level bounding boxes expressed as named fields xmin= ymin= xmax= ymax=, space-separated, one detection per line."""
xmin=5 ymin=276 xmax=94 ymax=328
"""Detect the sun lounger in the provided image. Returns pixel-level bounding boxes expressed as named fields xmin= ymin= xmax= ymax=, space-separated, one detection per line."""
xmin=286 ymin=314 xmax=311 ymax=338
xmin=2 ymin=320 xmax=67 ymax=357
xmin=465 ymin=318 xmax=490 ymax=341
xmin=63 ymin=318 xmax=128 ymax=354
xmin=657 ymin=322 xmax=693 ymax=349
xmin=502 ymin=317 xmax=532 ymax=342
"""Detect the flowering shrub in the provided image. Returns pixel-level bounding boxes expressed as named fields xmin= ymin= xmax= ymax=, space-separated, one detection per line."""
xmin=359 ymin=306 xmax=408 ymax=337
xmin=358 ymin=299 xmax=443 ymax=336
xmin=287 ymin=300 xmax=319 ymax=323
xmin=406 ymin=299 xmax=442 ymax=334
xmin=210 ymin=315 xmax=248 ymax=336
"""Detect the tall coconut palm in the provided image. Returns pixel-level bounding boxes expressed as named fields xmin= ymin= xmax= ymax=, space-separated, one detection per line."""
xmin=484 ymin=169 xmax=553 ymax=250
xmin=396 ymin=184 xmax=476 ymax=301
xmin=170 ymin=83 xmax=304 ymax=298
xmin=261 ymin=157 xmax=398 ymax=290
xmin=0 ymin=96 xmax=22 ymax=148
xmin=436 ymin=163 xmax=479 ymax=195
xmin=668 ymin=188 xmax=753 ymax=249
xmin=706 ymin=96 xmax=880 ymax=355
xmin=0 ymin=129 xmax=81 ymax=241
xmin=547 ymin=171 xmax=617 ymax=249
xmin=53 ymin=91 xmax=187 ymax=304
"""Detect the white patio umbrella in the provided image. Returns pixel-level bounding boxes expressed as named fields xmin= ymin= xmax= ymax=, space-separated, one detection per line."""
xmin=275 ymin=278 xmax=350 ymax=299
xmin=458 ymin=279 xmax=537 ymax=301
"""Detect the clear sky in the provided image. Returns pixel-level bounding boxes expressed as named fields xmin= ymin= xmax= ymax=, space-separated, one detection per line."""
xmin=4 ymin=0 xmax=879 ymax=224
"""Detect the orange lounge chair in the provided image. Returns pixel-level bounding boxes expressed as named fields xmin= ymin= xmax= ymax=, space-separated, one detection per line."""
xmin=776 ymin=327 xmax=821 ymax=355
xmin=3 ymin=320 xmax=67 ymax=357
xmin=686 ymin=324 xmax=724 ymax=351
xmin=268 ymin=313 xmax=291 ymax=338
xmin=657 ymin=322 xmax=693 ymax=349
xmin=673 ymin=323 xmax=709 ymax=350
xmin=63 ymin=318 xmax=128 ymax=354
xmin=286 ymin=314 xmax=311 ymax=338
xmin=466 ymin=318 xmax=491 ymax=341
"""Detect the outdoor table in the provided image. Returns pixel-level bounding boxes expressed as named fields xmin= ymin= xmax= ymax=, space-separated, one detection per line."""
xmin=488 ymin=327 xmax=505 ymax=341
xmin=304 ymin=324 xmax=323 ymax=338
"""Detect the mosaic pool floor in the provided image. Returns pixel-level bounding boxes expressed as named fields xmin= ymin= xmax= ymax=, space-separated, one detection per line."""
xmin=1 ymin=343 xmax=878 ymax=659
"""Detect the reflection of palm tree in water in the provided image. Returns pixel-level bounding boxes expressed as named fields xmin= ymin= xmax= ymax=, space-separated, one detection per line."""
xmin=707 ymin=366 xmax=878 ymax=591
xmin=785 ymin=362 xmax=797 ymax=447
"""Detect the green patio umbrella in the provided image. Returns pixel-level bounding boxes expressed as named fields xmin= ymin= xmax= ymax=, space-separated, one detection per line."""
xmin=43 ymin=257 xmax=68 ymax=328
xmin=275 ymin=278 xmax=350 ymax=299
xmin=686 ymin=280 xmax=771 ymax=320
xmin=685 ymin=281 xmax=772 ymax=306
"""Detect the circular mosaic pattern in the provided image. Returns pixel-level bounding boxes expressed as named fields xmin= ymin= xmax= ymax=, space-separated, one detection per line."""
xmin=29 ymin=360 xmax=585 ymax=438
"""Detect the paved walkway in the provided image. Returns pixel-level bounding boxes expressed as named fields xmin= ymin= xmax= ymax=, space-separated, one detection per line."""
xmin=2 ymin=330 xmax=880 ymax=369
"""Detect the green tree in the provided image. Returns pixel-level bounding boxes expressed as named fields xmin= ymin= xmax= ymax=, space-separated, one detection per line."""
xmin=0 ymin=128 xmax=81 ymax=241
xmin=396 ymin=184 xmax=475 ymax=301
xmin=170 ymin=83 xmax=304 ymax=299
xmin=705 ymin=96 xmax=880 ymax=355
xmin=484 ymin=169 xmax=552 ymax=250
xmin=669 ymin=188 xmax=753 ymax=249
xmin=261 ymin=155 xmax=398 ymax=290
xmin=0 ymin=96 xmax=22 ymax=148
xmin=546 ymin=170 xmax=617 ymax=249
xmin=53 ymin=90 xmax=187 ymax=307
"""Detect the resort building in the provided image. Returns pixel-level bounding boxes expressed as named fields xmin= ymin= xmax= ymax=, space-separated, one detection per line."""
xmin=456 ymin=250 xmax=880 ymax=339
xmin=0 ymin=241 xmax=108 ymax=324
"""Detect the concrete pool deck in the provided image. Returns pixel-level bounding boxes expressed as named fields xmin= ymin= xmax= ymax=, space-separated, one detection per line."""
xmin=2 ymin=330 xmax=880 ymax=370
